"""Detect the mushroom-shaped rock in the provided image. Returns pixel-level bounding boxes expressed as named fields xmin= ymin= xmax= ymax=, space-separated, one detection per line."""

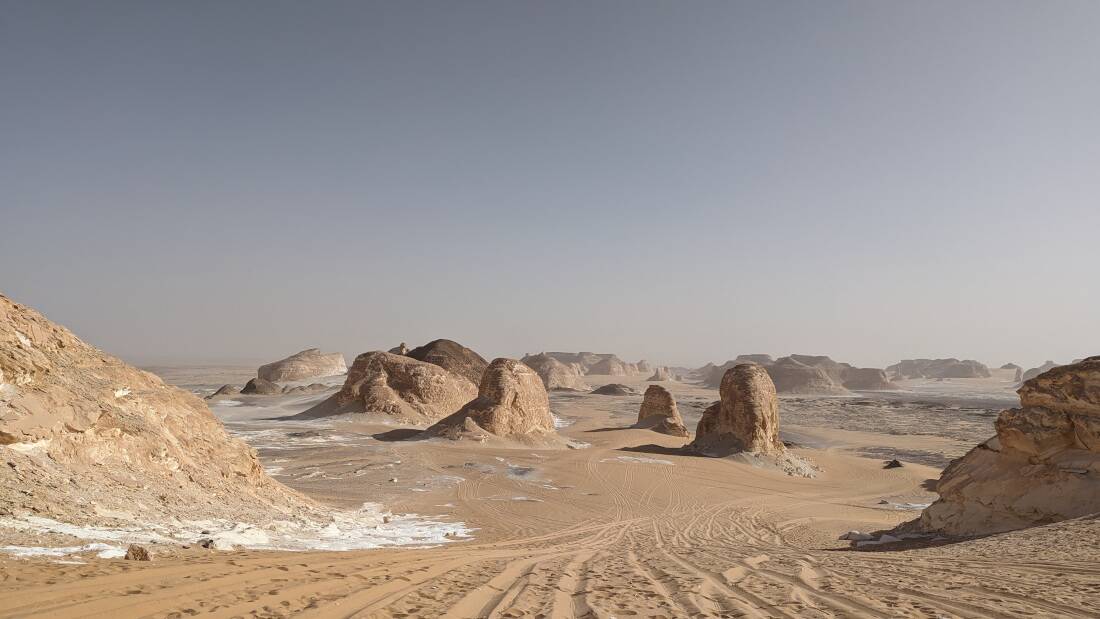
xmin=520 ymin=353 xmax=589 ymax=391
xmin=635 ymin=385 xmax=688 ymax=437
xmin=425 ymin=358 xmax=557 ymax=443
xmin=691 ymin=364 xmax=783 ymax=456
xmin=915 ymin=356 xmax=1100 ymax=535
xmin=297 ymin=351 xmax=478 ymax=423
xmin=257 ymin=348 xmax=347 ymax=383
xmin=405 ymin=339 xmax=489 ymax=386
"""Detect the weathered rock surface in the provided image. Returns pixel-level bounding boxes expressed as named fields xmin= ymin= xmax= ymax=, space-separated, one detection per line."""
xmin=591 ymin=384 xmax=635 ymax=396
xmin=691 ymin=364 xmax=784 ymax=456
xmin=0 ymin=293 xmax=311 ymax=528
xmin=520 ymin=353 xmax=589 ymax=391
xmin=405 ymin=339 xmax=489 ymax=386
xmin=299 ymin=351 xmax=478 ymax=423
xmin=1021 ymin=360 xmax=1060 ymax=383
xmin=840 ymin=367 xmax=899 ymax=391
xmin=257 ymin=348 xmax=347 ymax=383
xmin=425 ymin=358 xmax=557 ymax=443
xmin=587 ymin=356 xmax=629 ymax=376
xmin=635 ymin=385 xmax=688 ymax=437
xmin=647 ymin=366 xmax=673 ymax=382
xmin=241 ymin=377 xmax=282 ymax=395
xmin=205 ymin=384 xmax=240 ymax=400
xmin=915 ymin=356 xmax=1100 ymax=536
xmin=388 ymin=342 xmax=409 ymax=355
xmin=887 ymin=358 xmax=991 ymax=380
xmin=1000 ymin=363 xmax=1022 ymax=371
xmin=125 ymin=544 xmax=151 ymax=561
xmin=542 ymin=352 xmax=643 ymax=377
xmin=765 ymin=357 xmax=849 ymax=395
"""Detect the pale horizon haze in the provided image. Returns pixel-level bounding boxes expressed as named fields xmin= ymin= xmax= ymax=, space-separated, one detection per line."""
xmin=3 ymin=1 xmax=1098 ymax=370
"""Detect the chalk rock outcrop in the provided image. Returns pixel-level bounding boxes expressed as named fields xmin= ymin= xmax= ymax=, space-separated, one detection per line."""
xmin=765 ymin=357 xmax=849 ymax=395
xmin=691 ymin=364 xmax=784 ymax=456
xmin=241 ymin=377 xmax=281 ymax=395
xmin=520 ymin=353 xmax=589 ymax=391
xmin=0 ymin=293 xmax=311 ymax=527
xmin=425 ymin=358 xmax=557 ymax=443
xmin=887 ymin=358 xmax=991 ymax=380
xmin=840 ymin=367 xmax=899 ymax=391
xmin=405 ymin=339 xmax=489 ymax=386
xmin=205 ymin=384 xmax=240 ymax=400
xmin=915 ymin=357 xmax=1100 ymax=536
xmin=701 ymin=355 xmax=774 ymax=388
xmin=591 ymin=383 xmax=636 ymax=396
xmin=635 ymin=385 xmax=688 ymax=437
xmin=257 ymin=348 xmax=347 ymax=383
xmin=299 ymin=352 xmax=478 ymax=423
xmin=647 ymin=366 xmax=673 ymax=382
xmin=1021 ymin=360 xmax=1060 ymax=383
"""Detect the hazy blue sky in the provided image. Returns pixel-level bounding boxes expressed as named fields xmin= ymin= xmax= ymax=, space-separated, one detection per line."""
xmin=3 ymin=1 xmax=1098 ymax=369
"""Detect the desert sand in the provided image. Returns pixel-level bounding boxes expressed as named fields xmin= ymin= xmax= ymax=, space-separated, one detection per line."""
xmin=2 ymin=365 xmax=1097 ymax=619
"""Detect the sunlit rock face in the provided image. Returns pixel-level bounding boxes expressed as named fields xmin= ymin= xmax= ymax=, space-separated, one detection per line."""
xmin=426 ymin=358 xmax=557 ymax=442
xmin=257 ymin=348 xmax=346 ymax=382
xmin=405 ymin=339 xmax=489 ymax=386
xmin=636 ymin=385 xmax=688 ymax=437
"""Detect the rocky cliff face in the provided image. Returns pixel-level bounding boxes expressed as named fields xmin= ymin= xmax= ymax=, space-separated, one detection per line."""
xmin=635 ymin=385 xmax=687 ymax=437
xmin=426 ymin=358 xmax=558 ymax=443
xmin=300 ymin=351 xmax=478 ymax=423
xmin=916 ymin=356 xmax=1100 ymax=536
xmin=839 ymin=367 xmax=899 ymax=391
xmin=405 ymin=339 xmax=489 ymax=386
xmin=257 ymin=348 xmax=347 ymax=382
xmin=0 ymin=294 xmax=312 ymax=528
xmin=887 ymin=358 xmax=991 ymax=380
xmin=520 ymin=353 xmax=589 ymax=391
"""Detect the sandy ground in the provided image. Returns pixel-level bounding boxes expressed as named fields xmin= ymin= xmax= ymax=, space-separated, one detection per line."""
xmin=2 ymin=370 xmax=1097 ymax=618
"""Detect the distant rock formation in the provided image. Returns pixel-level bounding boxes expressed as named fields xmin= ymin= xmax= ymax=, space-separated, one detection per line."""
xmin=886 ymin=358 xmax=991 ymax=380
xmin=839 ymin=367 xmax=899 ymax=391
xmin=425 ymin=358 xmax=557 ymax=443
xmin=916 ymin=356 xmax=1100 ymax=536
xmin=765 ymin=357 xmax=849 ymax=395
xmin=299 ymin=351 xmax=478 ymax=423
xmin=1015 ymin=367 xmax=1023 ymax=382
xmin=700 ymin=355 xmax=775 ymax=388
xmin=636 ymin=360 xmax=653 ymax=374
xmin=688 ymin=364 xmax=814 ymax=476
xmin=1000 ymin=363 xmax=1022 ymax=370
xmin=205 ymin=384 xmax=240 ymax=400
xmin=541 ymin=352 xmax=644 ymax=377
xmin=647 ymin=366 xmax=673 ymax=382
xmin=587 ymin=356 xmax=629 ymax=376
xmin=520 ymin=353 xmax=589 ymax=391
xmin=388 ymin=342 xmax=409 ymax=355
xmin=405 ymin=339 xmax=489 ymax=386
xmin=1021 ymin=360 xmax=1060 ymax=383
xmin=257 ymin=348 xmax=346 ymax=383
xmin=591 ymin=383 xmax=635 ymax=396
xmin=0 ymin=293 xmax=311 ymax=527
xmin=635 ymin=385 xmax=688 ymax=437
xmin=241 ymin=377 xmax=281 ymax=395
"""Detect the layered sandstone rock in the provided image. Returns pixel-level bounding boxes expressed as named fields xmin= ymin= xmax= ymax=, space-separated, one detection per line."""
xmin=520 ymin=353 xmax=589 ymax=391
xmin=405 ymin=339 xmax=489 ymax=386
xmin=257 ymin=348 xmax=347 ymax=383
xmin=425 ymin=358 xmax=557 ymax=443
xmin=299 ymin=351 xmax=478 ymax=423
xmin=916 ymin=357 xmax=1100 ymax=536
xmin=635 ymin=385 xmax=688 ymax=437
xmin=887 ymin=358 xmax=991 ymax=380
xmin=0 ymin=293 xmax=311 ymax=527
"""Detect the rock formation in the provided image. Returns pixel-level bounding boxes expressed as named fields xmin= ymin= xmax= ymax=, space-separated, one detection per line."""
xmin=0 ymin=293 xmax=311 ymax=528
xmin=647 ymin=366 xmax=673 ymax=382
xmin=1000 ymin=363 xmax=1022 ymax=371
xmin=1021 ymin=360 xmax=1060 ymax=383
xmin=520 ymin=353 xmax=589 ymax=391
xmin=636 ymin=360 xmax=653 ymax=374
xmin=388 ymin=342 xmax=409 ymax=355
xmin=541 ymin=352 xmax=643 ymax=377
xmin=765 ymin=357 xmax=849 ymax=395
xmin=591 ymin=384 xmax=636 ymax=396
xmin=886 ymin=358 xmax=992 ymax=380
xmin=701 ymin=355 xmax=774 ymax=388
xmin=241 ymin=377 xmax=281 ymax=395
xmin=587 ymin=356 xmax=629 ymax=376
xmin=299 ymin=351 xmax=478 ymax=423
xmin=635 ymin=385 xmax=688 ymax=437
xmin=405 ymin=339 xmax=489 ymax=386
xmin=839 ymin=367 xmax=899 ymax=391
xmin=205 ymin=384 xmax=241 ymax=400
xmin=281 ymin=383 xmax=330 ymax=396
xmin=425 ymin=358 xmax=557 ymax=443
xmin=691 ymin=364 xmax=784 ymax=455
xmin=915 ymin=357 xmax=1100 ymax=536
xmin=257 ymin=348 xmax=347 ymax=383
